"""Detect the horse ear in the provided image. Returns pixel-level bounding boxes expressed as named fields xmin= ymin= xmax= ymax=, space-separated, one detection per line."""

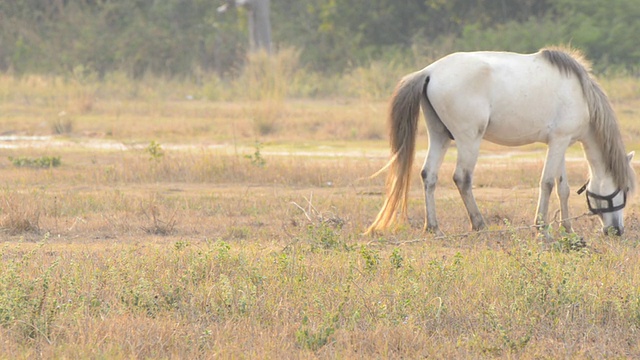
xmin=627 ymin=151 xmax=635 ymax=163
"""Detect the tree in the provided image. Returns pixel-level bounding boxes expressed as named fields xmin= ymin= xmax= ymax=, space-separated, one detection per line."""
xmin=0 ymin=1 xmax=637 ymax=77
xmin=218 ymin=0 xmax=272 ymax=53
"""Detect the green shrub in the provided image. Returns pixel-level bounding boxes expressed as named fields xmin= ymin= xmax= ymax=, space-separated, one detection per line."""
xmin=9 ymin=156 xmax=61 ymax=168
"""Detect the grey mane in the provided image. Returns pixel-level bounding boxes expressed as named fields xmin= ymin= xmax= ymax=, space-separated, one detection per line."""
xmin=540 ymin=47 xmax=591 ymax=78
xmin=540 ymin=46 xmax=635 ymax=193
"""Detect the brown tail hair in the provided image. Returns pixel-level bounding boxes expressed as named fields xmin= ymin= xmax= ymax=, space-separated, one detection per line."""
xmin=366 ymin=70 xmax=429 ymax=234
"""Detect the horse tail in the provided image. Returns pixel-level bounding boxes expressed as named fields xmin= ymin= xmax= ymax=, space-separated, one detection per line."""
xmin=366 ymin=69 xmax=429 ymax=234
xmin=541 ymin=47 xmax=636 ymax=193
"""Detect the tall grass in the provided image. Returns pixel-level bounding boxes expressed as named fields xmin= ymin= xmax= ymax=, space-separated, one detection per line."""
xmin=3 ymin=49 xmax=638 ymax=110
xmin=2 ymin=46 xmax=639 ymax=107
xmin=0 ymin=192 xmax=42 ymax=235
xmin=342 ymin=60 xmax=410 ymax=101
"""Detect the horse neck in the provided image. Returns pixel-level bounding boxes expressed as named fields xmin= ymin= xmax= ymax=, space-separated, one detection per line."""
xmin=581 ymin=130 xmax=616 ymax=191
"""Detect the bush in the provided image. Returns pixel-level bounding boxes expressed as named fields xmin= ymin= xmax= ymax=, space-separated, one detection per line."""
xmin=9 ymin=156 xmax=61 ymax=168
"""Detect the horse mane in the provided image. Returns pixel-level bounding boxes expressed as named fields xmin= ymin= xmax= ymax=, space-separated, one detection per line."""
xmin=540 ymin=46 xmax=636 ymax=193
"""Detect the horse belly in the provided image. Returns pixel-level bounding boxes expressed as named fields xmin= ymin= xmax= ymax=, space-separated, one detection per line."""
xmin=483 ymin=110 xmax=552 ymax=146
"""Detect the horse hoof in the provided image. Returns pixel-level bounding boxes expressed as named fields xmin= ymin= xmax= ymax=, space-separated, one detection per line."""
xmin=472 ymin=223 xmax=487 ymax=232
xmin=425 ymin=226 xmax=445 ymax=237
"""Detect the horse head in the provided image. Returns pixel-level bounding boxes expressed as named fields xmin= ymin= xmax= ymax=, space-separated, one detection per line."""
xmin=581 ymin=152 xmax=635 ymax=236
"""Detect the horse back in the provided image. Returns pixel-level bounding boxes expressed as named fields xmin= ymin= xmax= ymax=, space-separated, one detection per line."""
xmin=425 ymin=51 xmax=589 ymax=146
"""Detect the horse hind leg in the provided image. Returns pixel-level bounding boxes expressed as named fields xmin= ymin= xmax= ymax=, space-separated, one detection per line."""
xmin=421 ymin=132 xmax=451 ymax=234
xmin=453 ymin=140 xmax=486 ymax=231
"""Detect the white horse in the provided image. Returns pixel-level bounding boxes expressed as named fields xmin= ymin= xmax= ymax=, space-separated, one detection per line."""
xmin=368 ymin=47 xmax=635 ymax=236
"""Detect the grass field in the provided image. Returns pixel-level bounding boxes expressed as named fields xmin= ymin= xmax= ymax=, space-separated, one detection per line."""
xmin=1 ymin=74 xmax=640 ymax=358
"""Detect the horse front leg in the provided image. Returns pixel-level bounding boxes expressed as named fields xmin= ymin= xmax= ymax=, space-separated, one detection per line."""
xmin=556 ymin=159 xmax=573 ymax=232
xmin=535 ymin=139 xmax=571 ymax=232
xmin=453 ymin=141 xmax=486 ymax=231
xmin=421 ymin=134 xmax=451 ymax=235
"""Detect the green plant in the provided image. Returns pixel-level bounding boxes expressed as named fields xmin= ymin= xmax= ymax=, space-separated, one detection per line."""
xmin=389 ymin=247 xmax=404 ymax=269
xmin=214 ymin=240 xmax=231 ymax=262
xmin=295 ymin=315 xmax=336 ymax=351
xmin=9 ymin=156 xmax=61 ymax=168
xmin=244 ymin=142 xmax=266 ymax=167
xmin=145 ymin=140 xmax=164 ymax=161
xmin=552 ymin=232 xmax=588 ymax=252
xmin=359 ymin=245 xmax=380 ymax=272
xmin=306 ymin=222 xmax=348 ymax=251
xmin=0 ymin=239 xmax=59 ymax=343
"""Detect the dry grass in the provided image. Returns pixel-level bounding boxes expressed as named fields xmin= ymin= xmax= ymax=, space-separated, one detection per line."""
xmin=0 ymin=73 xmax=640 ymax=358
xmin=0 ymin=192 xmax=42 ymax=235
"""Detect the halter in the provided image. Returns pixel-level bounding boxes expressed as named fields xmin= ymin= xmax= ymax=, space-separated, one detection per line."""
xmin=576 ymin=180 xmax=627 ymax=215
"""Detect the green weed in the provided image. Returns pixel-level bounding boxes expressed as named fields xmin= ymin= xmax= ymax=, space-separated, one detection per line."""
xmin=244 ymin=142 xmax=266 ymax=167
xmin=359 ymin=245 xmax=380 ymax=272
xmin=295 ymin=315 xmax=337 ymax=351
xmin=0 ymin=239 xmax=59 ymax=343
xmin=306 ymin=222 xmax=349 ymax=251
xmin=9 ymin=156 xmax=61 ymax=168
xmin=145 ymin=140 xmax=164 ymax=161
xmin=389 ymin=247 xmax=404 ymax=269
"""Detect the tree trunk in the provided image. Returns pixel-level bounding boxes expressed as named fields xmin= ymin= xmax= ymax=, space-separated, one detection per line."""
xmin=250 ymin=0 xmax=271 ymax=53
xmin=218 ymin=0 xmax=272 ymax=54
xmin=248 ymin=0 xmax=272 ymax=53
